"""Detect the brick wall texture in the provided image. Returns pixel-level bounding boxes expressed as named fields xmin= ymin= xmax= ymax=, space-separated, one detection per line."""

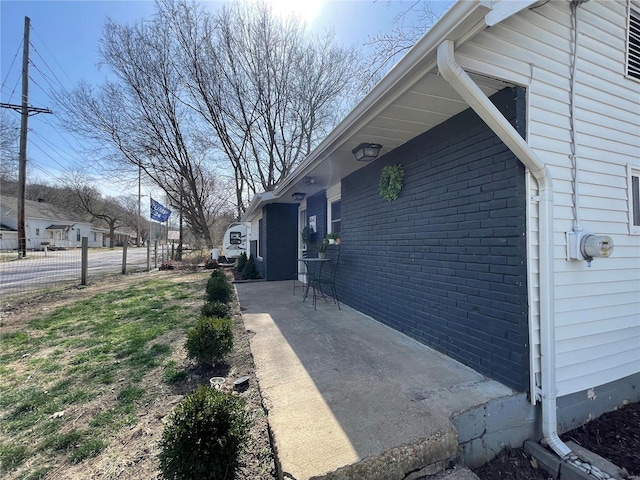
xmin=335 ymin=87 xmax=529 ymax=391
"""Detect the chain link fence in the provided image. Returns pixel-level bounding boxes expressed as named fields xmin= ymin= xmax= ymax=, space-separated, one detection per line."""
xmin=0 ymin=240 xmax=185 ymax=303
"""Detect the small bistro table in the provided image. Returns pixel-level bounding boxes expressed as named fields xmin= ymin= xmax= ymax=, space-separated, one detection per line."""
xmin=298 ymin=257 xmax=331 ymax=309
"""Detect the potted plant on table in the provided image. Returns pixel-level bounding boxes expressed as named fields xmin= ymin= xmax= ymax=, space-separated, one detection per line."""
xmin=326 ymin=232 xmax=340 ymax=245
xmin=315 ymin=238 xmax=329 ymax=259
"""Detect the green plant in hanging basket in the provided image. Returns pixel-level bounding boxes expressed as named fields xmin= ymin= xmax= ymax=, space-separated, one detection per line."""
xmin=379 ymin=164 xmax=404 ymax=201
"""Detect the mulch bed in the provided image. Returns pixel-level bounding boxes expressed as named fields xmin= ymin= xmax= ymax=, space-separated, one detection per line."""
xmin=474 ymin=401 xmax=640 ymax=479
xmin=561 ymin=401 xmax=640 ymax=476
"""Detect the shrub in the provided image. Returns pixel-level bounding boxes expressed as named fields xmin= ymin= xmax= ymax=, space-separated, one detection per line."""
xmin=241 ymin=254 xmax=260 ymax=280
xmin=204 ymin=259 xmax=219 ymax=270
xmin=210 ymin=268 xmax=226 ymax=280
xmin=185 ymin=316 xmax=233 ymax=365
xmin=235 ymin=252 xmax=247 ymax=273
xmin=159 ymin=386 xmax=249 ymax=480
xmin=206 ymin=274 xmax=233 ymax=304
xmin=201 ymin=301 xmax=231 ymax=319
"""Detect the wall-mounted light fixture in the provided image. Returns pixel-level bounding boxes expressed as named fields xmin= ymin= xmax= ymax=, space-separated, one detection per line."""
xmin=304 ymin=176 xmax=315 ymax=185
xmin=292 ymin=192 xmax=306 ymax=201
xmin=352 ymin=143 xmax=382 ymax=162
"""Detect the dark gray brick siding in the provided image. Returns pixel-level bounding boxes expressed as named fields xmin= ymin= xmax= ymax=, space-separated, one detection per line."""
xmin=338 ymin=87 xmax=529 ymax=391
xmin=255 ymin=203 xmax=299 ymax=281
xmin=306 ymin=192 xmax=328 ymax=256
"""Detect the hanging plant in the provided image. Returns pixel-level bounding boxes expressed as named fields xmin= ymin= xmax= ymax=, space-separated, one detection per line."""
xmin=379 ymin=164 xmax=404 ymax=201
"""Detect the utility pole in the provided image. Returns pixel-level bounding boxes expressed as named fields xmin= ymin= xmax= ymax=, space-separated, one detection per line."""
xmin=17 ymin=16 xmax=30 ymax=259
xmin=137 ymin=165 xmax=141 ymax=247
xmin=1 ymin=16 xmax=52 ymax=258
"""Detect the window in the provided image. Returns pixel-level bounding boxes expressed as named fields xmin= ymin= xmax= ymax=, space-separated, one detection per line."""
xmin=35 ymin=228 xmax=40 ymax=236
xmin=627 ymin=2 xmax=640 ymax=80
xmin=76 ymin=230 xmax=81 ymax=242
xmin=94 ymin=233 xmax=97 ymax=242
xmin=330 ymin=201 xmax=341 ymax=235
xmin=629 ymin=166 xmax=640 ymax=234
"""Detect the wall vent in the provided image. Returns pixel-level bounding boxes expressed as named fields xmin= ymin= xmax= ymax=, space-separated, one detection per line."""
xmin=628 ymin=4 xmax=640 ymax=80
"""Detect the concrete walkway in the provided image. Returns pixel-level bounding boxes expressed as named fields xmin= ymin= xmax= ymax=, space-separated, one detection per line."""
xmin=235 ymin=281 xmax=513 ymax=480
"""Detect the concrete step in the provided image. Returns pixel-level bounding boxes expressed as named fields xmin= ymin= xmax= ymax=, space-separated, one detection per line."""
xmin=308 ymin=431 xmax=458 ymax=480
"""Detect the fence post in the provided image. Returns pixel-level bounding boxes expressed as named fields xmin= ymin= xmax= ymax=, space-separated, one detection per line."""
xmin=81 ymin=237 xmax=88 ymax=285
xmin=154 ymin=241 xmax=158 ymax=269
xmin=122 ymin=240 xmax=128 ymax=275
xmin=147 ymin=240 xmax=151 ymax=272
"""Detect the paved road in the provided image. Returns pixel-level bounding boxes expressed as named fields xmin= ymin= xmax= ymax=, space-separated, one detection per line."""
xmin=0 ymin=248 xmax=154 ymax=297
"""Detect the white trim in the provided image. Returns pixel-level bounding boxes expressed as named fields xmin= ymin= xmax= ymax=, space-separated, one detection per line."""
xmin=628 ymin=164 xmax=640 ymax=235
xmin=327 ymin=183 xmax=342 ymax=235
xmin=485 ymin=0 xmax=538 ymax=27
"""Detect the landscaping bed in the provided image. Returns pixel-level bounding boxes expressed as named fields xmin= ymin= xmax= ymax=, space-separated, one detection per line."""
xmin=0 ymin=270 xmax=276 ymax=479
xmin=473 ymin=401 xmax=639 ymax=480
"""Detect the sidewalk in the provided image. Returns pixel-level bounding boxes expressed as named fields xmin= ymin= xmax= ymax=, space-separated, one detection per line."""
xmin=235 ymin=281 xmax=513 ymax=480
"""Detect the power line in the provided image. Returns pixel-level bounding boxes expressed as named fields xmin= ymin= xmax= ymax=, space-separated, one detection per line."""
xmin=1 ymin=39 xmax=23 ymax=101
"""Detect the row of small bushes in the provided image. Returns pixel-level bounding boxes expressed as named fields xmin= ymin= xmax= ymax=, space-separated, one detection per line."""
xmin=235 ymin=252 xmax=260 ymax=280
xmin=160 ymin=268 xmax=248 ymax=480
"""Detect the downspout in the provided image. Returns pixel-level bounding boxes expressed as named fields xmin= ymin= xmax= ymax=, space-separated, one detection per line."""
xmin=436 ymin=40 xmax=571 ymax=459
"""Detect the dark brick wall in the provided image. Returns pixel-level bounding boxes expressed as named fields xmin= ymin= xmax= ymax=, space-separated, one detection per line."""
xmin=338 ymin=87 xmax=529 ymax=391
xmin=305 ymin=192 xmax=328 ymax=257
xmin=259 ymin=203 xmax=299 ymax=281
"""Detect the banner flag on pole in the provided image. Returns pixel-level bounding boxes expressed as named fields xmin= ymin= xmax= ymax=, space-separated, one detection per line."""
xmin=150 ymin=197 xmax=171 ymax=222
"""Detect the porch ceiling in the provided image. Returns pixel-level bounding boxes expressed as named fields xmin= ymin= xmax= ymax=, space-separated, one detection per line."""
xmin=278 ymin=71 xmax=511 ymax=200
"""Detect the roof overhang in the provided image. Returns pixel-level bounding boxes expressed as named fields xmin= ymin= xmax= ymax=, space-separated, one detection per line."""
xmin=242 ymin=0 xmax=538 ymax=221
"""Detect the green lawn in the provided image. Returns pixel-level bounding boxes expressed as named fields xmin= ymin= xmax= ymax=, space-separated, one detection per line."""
xmin=0 ymin=273 xmax=207 ymax=479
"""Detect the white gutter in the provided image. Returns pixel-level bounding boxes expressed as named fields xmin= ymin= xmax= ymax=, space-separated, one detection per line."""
xmin=437 ymin=40 xmax=571 ymax=459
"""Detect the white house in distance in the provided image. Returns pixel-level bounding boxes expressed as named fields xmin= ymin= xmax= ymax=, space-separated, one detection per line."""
xmin=243 ymin=0 xmax=639 ymax=466
xmin=0 ymin=197 xmax=104 ymax=250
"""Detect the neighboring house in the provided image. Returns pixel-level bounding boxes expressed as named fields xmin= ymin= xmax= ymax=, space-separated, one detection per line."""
xmin=103 ymin=227 xmax=136 ymax=247
xmin=243 ymin=0 xmax=639 ymax=463
xmin=0 ymin=197 xmax=104 ymax=249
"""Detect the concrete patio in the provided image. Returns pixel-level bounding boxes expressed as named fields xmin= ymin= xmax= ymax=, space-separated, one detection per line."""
xmin=235 ymin=280 xmax=518 ymax=480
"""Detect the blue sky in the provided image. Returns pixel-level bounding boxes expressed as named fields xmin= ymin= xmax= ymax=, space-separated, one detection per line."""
xmin=1 ymin=0 xmax=451 ymax=200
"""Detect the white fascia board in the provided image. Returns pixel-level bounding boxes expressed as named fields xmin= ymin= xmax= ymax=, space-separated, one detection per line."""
xmin=241 ymin=191 xmax=275 ymax=223
xmin=485 ymin=0 xmax=539 ymax=27
xmin=273 ymin=0 xmax=493 ymax=198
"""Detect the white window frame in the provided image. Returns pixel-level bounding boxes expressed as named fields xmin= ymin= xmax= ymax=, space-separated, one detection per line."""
xmin=253 ymin=211 xmax=263 ymax=260
xmin=628 ymin=164 xmax=640 ymax=235
xmin=326 ymin=183 xmax=341 ymax=236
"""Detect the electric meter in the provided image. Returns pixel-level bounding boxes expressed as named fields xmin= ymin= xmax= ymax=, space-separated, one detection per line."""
xmin=581 ymin=234 xmax=614 ymax=260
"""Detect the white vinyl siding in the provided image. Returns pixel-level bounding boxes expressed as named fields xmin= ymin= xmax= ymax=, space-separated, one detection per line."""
xmin=458 ymin=0 xmax=640 ymax=398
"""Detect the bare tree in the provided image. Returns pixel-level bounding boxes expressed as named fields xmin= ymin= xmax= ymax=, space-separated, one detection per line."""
xmin=55 ymin=15 xmax=231 ymax=247
xmin=63 ymin=173 xmax=129 ymax=248
xmin=162 ymin=0 xmax=366 ymax=215
xmin=364 ymin=1 xmax=448 ymax=82
xmin=0 ymin=111 xmax=19 ymax=185
xmin=119 ymin=195 xmax=150 ymax=244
